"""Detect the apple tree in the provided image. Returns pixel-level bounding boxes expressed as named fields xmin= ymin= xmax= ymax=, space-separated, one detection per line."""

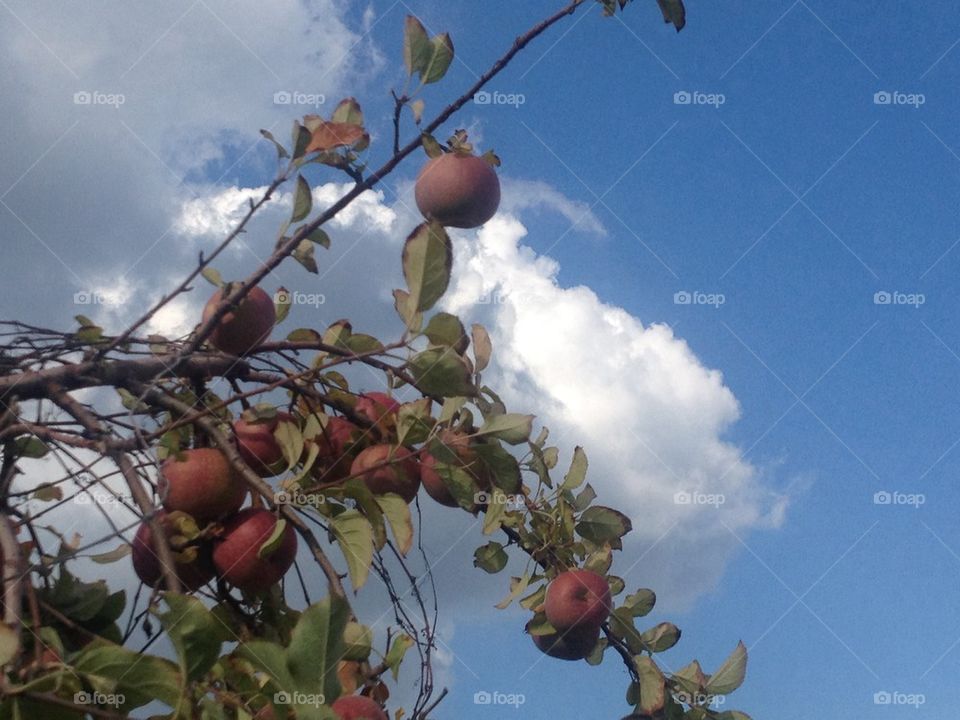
xmin=0 ymin=1 xmax=752 ymax=718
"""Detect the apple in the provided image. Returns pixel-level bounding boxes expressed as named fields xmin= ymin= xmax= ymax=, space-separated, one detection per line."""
xmin=202 ymin=285 xmax=275 ymax=356
xmin=419 ymin=430 xmax=490 ymax=507
xmin=354 ymin=392 xmax=400 ymax=435
xmin=418 ymin=453 xmax=459 ymax=507
xmin=131 ymin=512 xmax=214 ymax=591
xmin=234 ymin=411 xmax=294 ymax=477
xmin=530 ymin=622 xmax=601 ymax=661
xmin=311 ymin=416 xmax=364 ymax=483
xmin=350 ymin=444 xmax=420 ymax=503
xmin=331 ymin=695 xmax=387 ymax=720
xmin=544 ymin=569 xmax=612 ymax=631
xmin=159 ymin=448 xmax=248 ymax=521
xmin=415 ymin=152 xmax=500 ymax=229
xmin=212 ymin=508 xmax=297 ymax=593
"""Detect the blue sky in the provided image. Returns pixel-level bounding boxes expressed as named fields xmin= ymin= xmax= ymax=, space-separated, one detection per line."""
xmin=4 ymin=0 xmax=960 ymax=718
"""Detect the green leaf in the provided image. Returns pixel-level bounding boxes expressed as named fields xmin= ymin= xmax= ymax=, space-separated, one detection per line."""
xmin=421 ymin=132 xmax=444 ymax=158
xmin=384 ymin=633 xmax=414 ymax=681
xmin=342 ymin=621 xmax=374 ymax=662
xmin=672 ymin=659 xmax=708 ymax=696
xmin=473 ymin=442 xmax=521 ymax=494
xmin=73 ymin=643 xmax=182 ymax=710
xmin=624 ymin=588 xmax=656 ymax=618
xmin=89 ymin=544 xmax=130 ymax=564
xmin=656 ymin=0 xmax=686 ymax=31
xmin=292 ymin=122 xmax=312 ymax=160
xmin=393 ymin=288 xmax=421 ymax=332
xmin=562 ymin=446 xmax=587 ymax=490
xmin=420 ymin=33 xmax=454 ymax=84
xmin=330 ymin=510 xmax=374 ymax=591
xmin=471 ymin=323 xmax=492 ymax=372
xmin=287 ymin=596 xmax=349 ymax=703
xmin=15 ymin=436 xmax=49 ymax=458
xmin=238 ymin=640 xmax=295 ymax=690
xmin=287 ymin=328 xmax=321 ymax=343
xmin=424 ymin=312 xmax=468 ymax=352
xmin=275 ymin=286 xmax=292 ymax=324
xmin=260 ymin=128 xmax=290 ymax=159
xmin=640 ymin=621 xmax=681 ymax=653
xmin=375 ymin=494 xmax=413 ymax=555
xmin=201 ymin=267 xmax=223 ymax=287
xmin=403 ymin=221 xmax=451 ymax=312
xmin=331 ymin=97 xmax=364 ymax=126
xmin=293 ymin=238 xmax=319 ymax=274
xmin=408 ymin=347 xmax=474 ymax=397
xmin=575 ymin=506 xmax=632 ymax=543
xmin=32 ymin=483 xmax=62 ymax=502
xmin=495 ymin=573 xmax=530 ymax=610
xmin=274 ymin=417 xmax=304 ymax=471
xmin=573 ymin=483 xmax=596 ymax=512
xmin=156 ymin=593 xmax=229 ymax=682
xmin=473 ymin=542 xmax=508 ymax=573
xmin=403 ymin=16 xmax=431 ymax=77
xmin=0 ymin=624 xmax=19 ymax=665
xmin=476 ymin=413 xmax=533 ymax=445
xmin=706 ymin=641 xmax=747 ymax=695
xmin=292 ymin=174 xmax=312 ymax=222
xmin=635 ymin=655 xmax=666 ymax=715
xmin=257 ymin=519 xmax=289 ymax=560
xmin=304 ymin=227 xmax=331 ymax=248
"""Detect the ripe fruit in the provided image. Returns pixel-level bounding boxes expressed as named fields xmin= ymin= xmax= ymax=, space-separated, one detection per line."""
xmin=234 ymin=412 xmax=294 ymax=477
xmin=131 ymin=512 xmax=214 ymax=591
xmin=544 ymin=569 xmax=612 ymax=631
xmin=354 ymin=392 xmax=400 ymax=435
xmin=350 ymin=444 xmax=420 ymax=503
xmin=419 ymin=429 xmax=491 ymax=507
xmin=202 ymin=285 xmax=275 ymax=356
xmin=159 ymin=448 xmax=247 ymax=522
xmin=212 ymin=508 xmax=297 ymax=593
xmin=414 ymin=152 xmax=500 ymax=229
xmin=311 ymin=416 xmax=363 ymax=482
xmin=418 ymin=453 xmax=459 ymax=507
xmin=331 ymin=695 xmax=387 ymax=720
xmin=530 ymin=622 xmax=601 ymax=661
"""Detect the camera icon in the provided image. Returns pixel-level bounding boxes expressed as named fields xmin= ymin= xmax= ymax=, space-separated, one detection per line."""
xmin=474 ymin=491 xmax=491 ymax=506
xmin=673 ymin=291 xmax=692 ymax=305
xmin=274 ymin=290 xmax=291 ymax=305
xmin=273 ymin=91 xmax=292 ymax=105
xmin=474 ymin=91 xmax=492 ymax=105
xmin=873 ymin=291 xmax=891 ymax=305
xmin=873 ymin=491 xmax=892 ymax=505
xmin=873 ymin=91 xmax=892 ymax=105
xmin=474 ymin=690 xmax=492 ymax=705
xmin=73 ymin=91 xmax=91 ymax=105
xmin=274 ymin=491 xmax=292 ymax=505
xmin=274 ymin=691 xmax=292 ymax=705
xmin=74 ymin=692 xmax=91 ymax=705
xmin=874 ymin=691 xmax=892 ymax=705
xmin=674 ymin=90 xmax=692 ymax=105
xmin=74 ymin=291 xmax=92 ymax=305
xmin=673 ymin=491 xmax=691 ymax=505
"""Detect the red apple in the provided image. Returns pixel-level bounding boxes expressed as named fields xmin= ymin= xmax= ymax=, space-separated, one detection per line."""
xmin=131 ymin=512 xmax=214 ymax=591
xmin=202 ymin=285 xmax=275 ymax=356
xmin=415 ymin=152 xmax=501 ymax=229
xmin=350 ymin=444 xmax=420 ymax=503
xmin=159 ymin=448 xmax=248 ymax=522
xmin=331 ymin=695 xmax=387 ymax=720
xmin=418 ymin=430 xmax=491 ymax=507
xmin=234 ymin=412 xmax=294 ymax=477
xmin=530 ymin=622 xmax=601 ymax=661
xmin=354 ymin=392 xmax=400 ymax=435
xmin=311 ymin=416 xmax=364 ymax=483
xmin=212 ymin=508 xmax=297 ymax=593
xmin=418 ymin=453 xmax=459 ymax=507
xmin=544 ymin=569 xmax=612 ymax=631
